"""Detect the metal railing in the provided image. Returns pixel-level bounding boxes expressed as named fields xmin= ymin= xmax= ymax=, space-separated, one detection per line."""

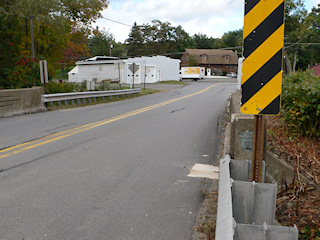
xmin=42 ymin=89 xmax=141 ymax=105
xmin=215 ymin=154 xmax=298 ymax=240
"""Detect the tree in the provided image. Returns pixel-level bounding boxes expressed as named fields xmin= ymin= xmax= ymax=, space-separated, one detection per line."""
xmin=59 ymin=27 xmax=90 ymax=74
xmin=111 ymin=42 xmax=127 ymax=58
xmin=126 ymin=22 xmax=145 ymax=56
xmin=88 ymin=29 xmax=113 ymax=56
xmin=284 ymin=0 xmax=309 ymax=73
xmin=222 ymin=29 xmax=243 ymax=48
xmin=0 ymin=0 xmax=109 ymax=88
xmin=304 ymin=4 xmax=320 ymax=67
xmin=126 ymin=20 xmax=192 ymax=57
xmin=169 ymin=25 xmax=194 ymax=58
xmin=192 ymin=33 xmax=215 ymax=49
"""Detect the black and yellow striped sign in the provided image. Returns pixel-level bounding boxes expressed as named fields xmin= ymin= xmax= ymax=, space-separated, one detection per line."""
xmin=241 ymin=0 xmax=285 ymax=115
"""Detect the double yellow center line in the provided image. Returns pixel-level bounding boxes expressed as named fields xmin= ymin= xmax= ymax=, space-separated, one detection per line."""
xmin=0 ymin=84 xmax=219 ymax=159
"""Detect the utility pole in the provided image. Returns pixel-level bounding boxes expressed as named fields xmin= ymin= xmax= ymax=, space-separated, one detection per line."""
xmin=110 ymin=39 xmax=113 ymax=56
xmin=30 ymin=16 xmax=36 ymax=86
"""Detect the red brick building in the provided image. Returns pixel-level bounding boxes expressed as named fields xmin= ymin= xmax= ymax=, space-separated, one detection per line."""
xmin=180 ymin=49 xmax=238 ymax=75
xmin=307 ymin=64 xmax=320 ymax=76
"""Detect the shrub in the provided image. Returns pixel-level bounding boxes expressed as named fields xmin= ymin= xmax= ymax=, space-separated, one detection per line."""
xmin=281 ymin=71 xmax=320 ymax=139
xmin=46 ymin=81 xmax=79 ymax=94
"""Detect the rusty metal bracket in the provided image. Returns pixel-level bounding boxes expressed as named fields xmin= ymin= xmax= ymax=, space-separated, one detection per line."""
xmin=251 ymin=115 xmax=266 ymax=182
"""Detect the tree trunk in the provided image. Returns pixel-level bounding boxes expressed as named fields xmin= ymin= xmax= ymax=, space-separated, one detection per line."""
xmin=292 ymin=49 xmax=297 ymax=74
xmin=30 ymin=17 xmax=36 ymax=86
xmin=284 ymin=49 xmax=293 ymax=75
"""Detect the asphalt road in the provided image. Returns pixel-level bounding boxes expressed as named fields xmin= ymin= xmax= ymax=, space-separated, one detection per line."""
xmin=0 ymin=79 xmax=236 ymax=239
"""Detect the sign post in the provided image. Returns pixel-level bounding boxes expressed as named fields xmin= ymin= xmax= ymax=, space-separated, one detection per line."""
xmin=241 ymin=0 xmax=285 ymax=182
xmin=129 ymin=63 xmax=139 ymax=89
xmin=39 ymin=60 xmax=48 ymax=94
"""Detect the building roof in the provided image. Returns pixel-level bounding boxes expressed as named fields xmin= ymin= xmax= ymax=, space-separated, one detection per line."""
xmin=68 ymin=66 xmax=78 ymax=74
xmin=86 ymin=56 xmax=119 ymax=61
xmin=307 ymin=63 xmax=320 ymax=76
xmin=308 ymin=63 xmax=320 ymax=70
xmin=184 ymin=48 xmax=238 ymax=65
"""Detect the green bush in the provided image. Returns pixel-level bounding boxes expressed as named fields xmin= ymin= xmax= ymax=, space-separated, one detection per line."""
xmin=299 ymin=226 xmax=320 ymax=240
xmin=46 ymin=81 xmax=83 ymax=94
xmin=281 ymin=71 xmax=320 ymax=139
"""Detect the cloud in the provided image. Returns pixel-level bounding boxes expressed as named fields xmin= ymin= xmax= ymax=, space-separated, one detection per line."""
xmin=96 ymin=0 xmax=244 ymax=42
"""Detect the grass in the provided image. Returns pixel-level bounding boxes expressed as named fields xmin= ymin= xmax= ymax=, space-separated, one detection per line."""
xmin=53 ymin=68 xmax=69 ymax=80
xmin=159 ymin=80 xmax=186 ymax=85
xmin=140 ymin=88 xmax=159 ymax=95
xmin=194 ymin=188 xmax=218 ymax=240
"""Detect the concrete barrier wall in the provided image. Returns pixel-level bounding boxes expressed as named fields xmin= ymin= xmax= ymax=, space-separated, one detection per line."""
xmin=229 ymin=91 xmax=318 ymax=190
xmin=0 ymin=87 xmax=46 ymax=117
xmin=229 ymin=92 xmax=254 ymax=160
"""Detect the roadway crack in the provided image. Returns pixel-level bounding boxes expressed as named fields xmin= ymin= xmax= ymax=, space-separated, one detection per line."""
xmin=170 ymin=107 xmax=185 ymax=113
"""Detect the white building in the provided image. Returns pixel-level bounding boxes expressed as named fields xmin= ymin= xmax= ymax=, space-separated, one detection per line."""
xmin=68 ymin=56 xmax=124 ymax=83
xmin=68 ymin=56 xmax=181 ymax=85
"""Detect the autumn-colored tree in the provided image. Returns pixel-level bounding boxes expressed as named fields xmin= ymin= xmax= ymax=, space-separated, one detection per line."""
xmin=0 ymin=0 xmax=109 ymax=88
xmin=60 ymin=28 xmax=90 ymax=75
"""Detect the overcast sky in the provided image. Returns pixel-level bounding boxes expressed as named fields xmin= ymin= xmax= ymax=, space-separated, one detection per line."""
xmin=94 ymin=0 xmax=320 ymax=43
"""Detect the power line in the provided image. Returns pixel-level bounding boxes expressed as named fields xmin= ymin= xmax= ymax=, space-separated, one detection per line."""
xmin=284 ymin=28 xmax=317 ymax=49
xmin=101 ymin=17 xmax=132 ymax=27
xmin=284 ymin=42 xmax=320 ymax=45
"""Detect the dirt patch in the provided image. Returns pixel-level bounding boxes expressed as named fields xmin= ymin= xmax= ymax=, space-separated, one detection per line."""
xmin=192 ymin=181 xmax=218 ymax=240
xmin=267 ymin=115 xmax=320 ymax=237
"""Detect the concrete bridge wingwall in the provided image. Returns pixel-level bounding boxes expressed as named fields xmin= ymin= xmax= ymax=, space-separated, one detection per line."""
xmin=0 ymin=87 xmax=46 ymax=117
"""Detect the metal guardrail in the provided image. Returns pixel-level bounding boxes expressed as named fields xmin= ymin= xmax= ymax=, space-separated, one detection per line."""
xmin=215 ymin=154 xmax=298 ymax=240
xmin=42 ymin=88 xmax=141 ymax=104
xmin=216 ymin=154 xmax=234 ymax=239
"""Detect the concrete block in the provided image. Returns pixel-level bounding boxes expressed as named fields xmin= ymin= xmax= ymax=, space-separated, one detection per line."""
xmin=230 ymin=113 xmax=254 ymax=160
xmin=223 ymin=123 xmax=232 ymax=156
xmin=266 ymin=152 xmax=318 ymax=190
xmin=230 ymin=92 xmax=241 ymax=114
xmin=0 ymin=87 xmax=46 ymax=117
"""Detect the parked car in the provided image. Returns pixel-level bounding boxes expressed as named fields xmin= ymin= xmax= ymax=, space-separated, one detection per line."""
xmin=226 ymin=72 xmax=237 ymax=78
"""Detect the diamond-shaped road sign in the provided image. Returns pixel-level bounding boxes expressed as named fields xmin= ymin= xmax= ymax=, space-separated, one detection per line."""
xmin=241 ymin=0 xmax=285 ymax=115
xmin=129 ymin=63 xmax=139 ymax=74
